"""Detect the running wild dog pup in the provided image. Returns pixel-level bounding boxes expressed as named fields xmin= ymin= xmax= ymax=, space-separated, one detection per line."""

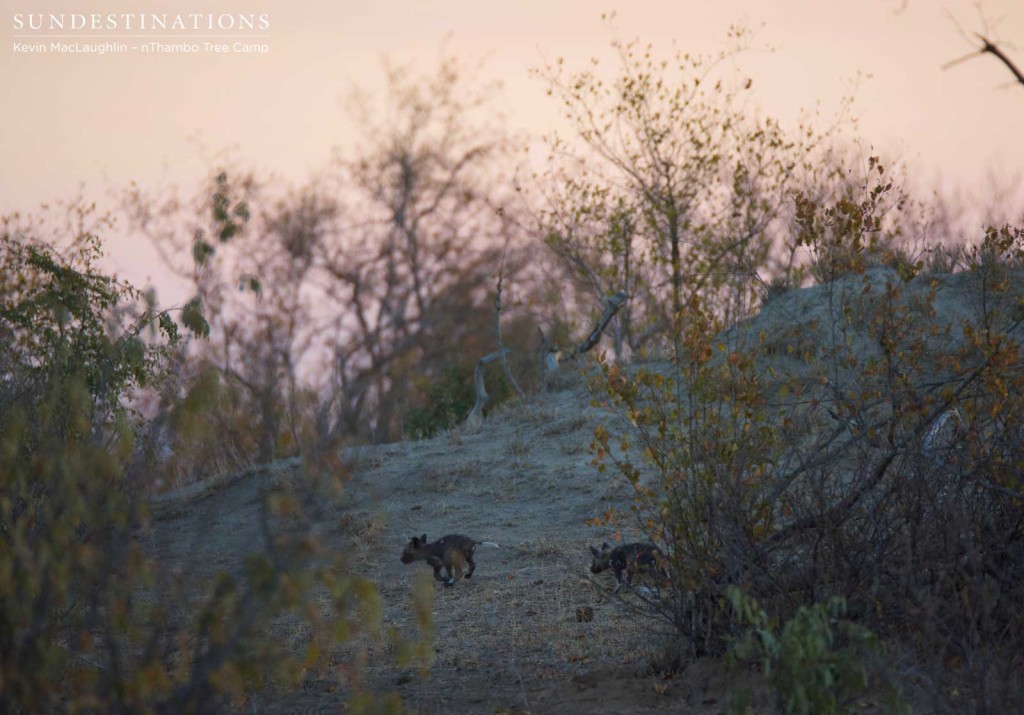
xmin=589 ymin=542 xmax=667 ymax=593
xmin=400 ymin=534 xmax=499 ymax=586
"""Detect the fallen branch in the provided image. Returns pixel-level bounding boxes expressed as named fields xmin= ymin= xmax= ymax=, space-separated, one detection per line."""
xmin=554 ymin=291 xmax=630 ymax=369
xmin=465 ymin=348 xmax=510 ymax=429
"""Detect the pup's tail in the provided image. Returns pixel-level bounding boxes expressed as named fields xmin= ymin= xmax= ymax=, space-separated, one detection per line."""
xmin=478 ymin=541 xmax=500 ymax=549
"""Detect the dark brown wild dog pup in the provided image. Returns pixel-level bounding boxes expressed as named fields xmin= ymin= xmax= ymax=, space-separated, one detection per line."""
xmin=589 ymin=541 xmax=667 ymax=593
xmin=400 ymin=534 xmax=499 ymax=587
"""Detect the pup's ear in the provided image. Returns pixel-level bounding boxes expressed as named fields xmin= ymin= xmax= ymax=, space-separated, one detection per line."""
xmin=411 ymin=536 xmax=421 ymax=547
xmin=589 ymin=546 xmax=600 ymax=557
xmin=421 ymin=533 xmax=428 ymax=544
xmin=601 ymin=542 xmax=611 ymax=550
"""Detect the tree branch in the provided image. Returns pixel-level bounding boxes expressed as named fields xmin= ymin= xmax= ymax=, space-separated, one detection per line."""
xmin=976 ymin=34 xmax=1024 ymax=87
xmin=943 ymin=33 xmax=1024 ymax=89
xmin=561 ymin=291 xmax=630 ymax=364
xmin=465 ymin=348 xmax=511 ymax=429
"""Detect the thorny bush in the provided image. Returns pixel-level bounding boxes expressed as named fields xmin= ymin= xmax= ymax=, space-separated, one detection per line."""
xmin=590 ymin=167 xmax=1024 ymax=710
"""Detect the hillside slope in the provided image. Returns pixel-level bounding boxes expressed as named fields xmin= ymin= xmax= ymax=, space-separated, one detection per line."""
xmin=147 ymin=264 xmax=1024 ymax=713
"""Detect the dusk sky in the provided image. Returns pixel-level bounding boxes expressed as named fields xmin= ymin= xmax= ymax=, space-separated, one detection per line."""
xmin=2 ymin=0 xmax=1022 ymax=294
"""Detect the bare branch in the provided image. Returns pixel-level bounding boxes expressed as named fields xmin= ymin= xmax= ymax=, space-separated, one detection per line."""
xmin=561 ymin=291 xmax=630 ymax=364
xmin=942 ymin=5 xmax=1024 ymax=90
xmin=976 ymin=33 xmax=1024 ymax=87
xmin=465 ymin=348 xmax=511 ymax=428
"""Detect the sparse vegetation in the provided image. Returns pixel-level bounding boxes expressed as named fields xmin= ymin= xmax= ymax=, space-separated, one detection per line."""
xmin=727 ymin=588 xmax=907 ymax=715
xmin=590 ymin=156 xmax=1024 ymax=709
xmin=9 ymin=17 xmax=1024 ymax=713
xmin=0 ymin=205 xmax=422 ymax=712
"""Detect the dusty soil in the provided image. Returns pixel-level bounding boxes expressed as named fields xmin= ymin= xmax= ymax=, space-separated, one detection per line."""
xmin=146 ymin=382 xmax=772 ymax=714
xmin=145 ymin=266 xmax=1022 ymax=713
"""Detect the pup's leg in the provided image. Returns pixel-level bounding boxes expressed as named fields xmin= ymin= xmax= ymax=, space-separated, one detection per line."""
xmin=612 ymin=569 xmax=625 ymax=594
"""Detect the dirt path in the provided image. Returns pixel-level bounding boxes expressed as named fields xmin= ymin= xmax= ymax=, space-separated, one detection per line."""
xmin=148 ymin=383 xmax=758 ymax=713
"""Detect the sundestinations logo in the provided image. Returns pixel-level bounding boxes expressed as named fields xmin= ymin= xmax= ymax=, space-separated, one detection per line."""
xmin=10 ymin=11 xmax=272 ymax=56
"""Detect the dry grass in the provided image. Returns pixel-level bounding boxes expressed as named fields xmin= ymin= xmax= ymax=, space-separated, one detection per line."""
xmin=342 ymin=445 xmax=384 ymax=472
xmin=544 ymin=414 xmax=590 ymax=437
xmin=337 ymin=509 xmax=388 ymax=552
xmin=419 ymin=469 xmax=460 ymax=494
xmin=427 ymin=501 xmax=455 ymax=517
xmin=491 ymin=472 xmax=520 ymax=503
xmin=442 ymin=426 xmax=465 ymax=446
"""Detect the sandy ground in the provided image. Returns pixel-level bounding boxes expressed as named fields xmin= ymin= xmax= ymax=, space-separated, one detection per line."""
xmin=146 ymin=265 xmax=1024 ymax=713
xmin=147 ymin=383 xmax=770 ymax=714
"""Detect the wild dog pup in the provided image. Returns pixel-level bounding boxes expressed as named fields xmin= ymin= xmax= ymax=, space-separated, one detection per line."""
xmin=589 ymin=541 xmax=667 ymax=593
xmin=400 ymin=533 xmax=499 ymax=587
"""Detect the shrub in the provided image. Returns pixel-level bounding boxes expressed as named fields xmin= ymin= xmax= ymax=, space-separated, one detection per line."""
xmin=0 ymin=219 xmax=412 ymax=711
xmin=727 ymin=587 xmax=907 ymax=715
xmin=797 ymin=157 xmax=907 ymax=286
xmin=406 ymin=363 xmax=478 ymax=439
xmin=589 ymin=171 xmax=1024 ymax=707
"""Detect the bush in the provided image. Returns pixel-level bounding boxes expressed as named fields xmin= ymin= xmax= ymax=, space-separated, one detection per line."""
xmin=0 ymin=220 xmax=411 ymax=711
xmin=727 ymin=588 xmax=907 ymax=714
xmin=406 ymin=363 xmax=478 ymax=439
xmin=589 ymin=175 xmax=1024 ymax=707
xmin=797 ymin=157 xmax=907 ymax=286
xmin=534 ymin=23 xmax=850 ymax=350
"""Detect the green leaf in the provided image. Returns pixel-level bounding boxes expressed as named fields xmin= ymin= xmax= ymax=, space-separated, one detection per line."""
xmin=181 ymin=297 xmax=210 ymax=339
xmin=218 ymin=223 xmax=239 ymax=242
xmin=192 ymin=238 xmax=215 ymax=265
xmin=157 ymin=313 xmax=179 ymax=344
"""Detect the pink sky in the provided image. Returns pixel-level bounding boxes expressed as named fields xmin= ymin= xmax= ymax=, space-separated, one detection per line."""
xmin=2 ymin=0 xmax=1022 ymax=296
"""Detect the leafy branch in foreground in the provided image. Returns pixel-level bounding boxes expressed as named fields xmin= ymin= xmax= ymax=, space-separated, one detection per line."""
xmin=1 ymin=210 xmax=416 ymax=711
xmin=588 ymin=159 xmax=1024 ymax=707
xmin=727 ymin=587 xmax=908 ymax=715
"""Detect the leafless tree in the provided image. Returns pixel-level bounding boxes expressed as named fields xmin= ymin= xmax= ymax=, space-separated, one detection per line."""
xmin=126 ymin=57 xmax=531 ymax=451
